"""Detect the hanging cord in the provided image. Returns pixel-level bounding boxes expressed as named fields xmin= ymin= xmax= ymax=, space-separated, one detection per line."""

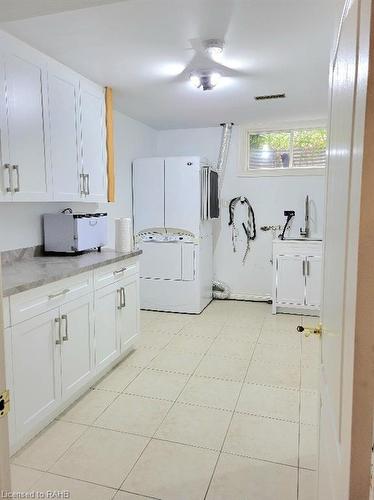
xmin=228 ymin=197 xmax=256 ymax=264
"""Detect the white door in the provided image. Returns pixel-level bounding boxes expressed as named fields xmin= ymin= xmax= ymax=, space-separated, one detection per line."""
xmin=60 ymin=295 xmax=93 ymax=400
xmin=0 ymin=55 xmax=12 ymax=201
xmin=318 ymin=0 xmax=372 ymax=498
xmin=118 ymin=276 xmax=139 ymax=352
xmin=305 ymin=256 xmax=322 ymax=308
xmin=48 ymin=62 xmax=81 ymax=201
xmin=275 ymin=255 xmax=305 ymax=306
xmin=94 ymin=282 xmax=120 ymax=372
xmin=80 ymin=78 xmax=107 ymax=202
xmin=133 ymin=158 xmax=165 ymax=232
xmin=164 ymin=157 xmax=200 ymax=235
xmin=11 ymin=309 xmax=60 ymax=441
xmin=3 ymin=50 xmax=51 ymax=201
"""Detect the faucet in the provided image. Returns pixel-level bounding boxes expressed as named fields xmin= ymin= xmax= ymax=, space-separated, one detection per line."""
xmin=300 ymin=195 xmax=310 ymax=238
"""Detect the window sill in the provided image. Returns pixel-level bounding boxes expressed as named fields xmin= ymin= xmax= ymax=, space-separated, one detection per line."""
xmin=237 ymin=167 xmax=326 ymax=178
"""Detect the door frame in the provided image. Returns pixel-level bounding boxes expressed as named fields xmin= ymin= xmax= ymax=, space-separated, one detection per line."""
xmin=347 ymin=1 xmax=374 ymax=494
xmin=0 ymin=263 xmax=11 ymax=494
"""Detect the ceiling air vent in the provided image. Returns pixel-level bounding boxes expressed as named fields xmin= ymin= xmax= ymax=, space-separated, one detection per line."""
xmin=254 ymin=93 xmax=286 ymax=101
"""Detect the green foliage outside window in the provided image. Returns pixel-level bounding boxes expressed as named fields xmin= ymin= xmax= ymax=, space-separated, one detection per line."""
xmin=248 ymin=128 xmax=327 ymax=169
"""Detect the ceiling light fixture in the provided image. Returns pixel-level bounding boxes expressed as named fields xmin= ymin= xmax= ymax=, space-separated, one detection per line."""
xmin=204 ymin=39 xmax=225 ymax=61
xmin=190 ymin=71 xmax=221 ymax=91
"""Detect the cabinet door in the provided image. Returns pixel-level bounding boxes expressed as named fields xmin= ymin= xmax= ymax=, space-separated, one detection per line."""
xmin=60 ymin=295 xmax=94 ymax=400
xmin=11 ymin=309 xmax=60 ymax=441
xmin=80 ymin=79 xmax=107 ymax=202
xmin=118 ymin=276 xmax=139 ymax=352
xmin=276 ymin=255 xmax=306 ymax=306
xmin=0 ymin=55 xmax=12 ymax=201
xmin=139 ymin=242 xmax=182 ymax=279
xmin=164 ymin=157 xmax=200 ymax=235
xmin=305 ymin=256 xmax=322 ymax=308
xmin=48 ymin=63 xmax=81 ymax=201
xmin=4 ymin=50 xmax=51 ymax=201
xmin=94 ymin=282 xmax=120 ymax=373
xmin=133 ymin=158 xmax=165 ymax=233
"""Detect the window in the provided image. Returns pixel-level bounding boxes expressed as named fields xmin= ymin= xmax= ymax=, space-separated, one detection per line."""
xmin=246 ymin=127 xmax=327 ymax=172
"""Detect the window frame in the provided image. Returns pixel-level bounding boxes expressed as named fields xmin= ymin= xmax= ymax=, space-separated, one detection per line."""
xmin=239 ymin=122 xmax=327 ymax=177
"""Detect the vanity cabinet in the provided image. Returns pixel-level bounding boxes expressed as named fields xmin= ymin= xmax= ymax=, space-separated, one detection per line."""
xmin=5 ymin=257 xmax=140 ymax=452
xmin=0 ymin=30 xmax=107 ymax=203
xmin=273 ymin=240 xmax=322 ymax=315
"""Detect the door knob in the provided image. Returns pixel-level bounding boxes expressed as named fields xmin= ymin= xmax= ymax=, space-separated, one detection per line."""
xmin=297 ymin=325 xmax=322 ymax=337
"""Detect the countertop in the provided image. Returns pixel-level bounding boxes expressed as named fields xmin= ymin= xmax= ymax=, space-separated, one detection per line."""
xmin=2 ymin=248 xmax=142 ymax=297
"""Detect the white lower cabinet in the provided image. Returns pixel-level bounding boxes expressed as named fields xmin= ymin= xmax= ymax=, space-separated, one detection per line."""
xmin=305 ymin=256 xmax=322 ymax=307
xmin=276 ymin=255 xmax=306 ymax=306
xmin=273 ymin=240 xmax=322 ymax=314
xmin=6 ymin=259 xmax=140 ymax=452
xmin=118 ymin=275 xmax=140 ymax=352
xmin=94 ymin=282 xmax=121 ymax=372
xmin=94 ymin=274 xmax=140 ymax=371
xmin=60 ymin=295 xmax=94 ymax=400
xmin=11 ymin=309 xmax=61 ymax=442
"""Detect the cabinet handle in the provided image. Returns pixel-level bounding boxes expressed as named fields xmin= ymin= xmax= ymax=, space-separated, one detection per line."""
xmin=113 ymin=267 xmax=127 ymax=276
xmin=307 ymin=260 xmax=310 ymax=276
xmin=4 ymin=164 xmax=12 ymax=193
xmin=86 ymin=174 xmax=90 ymax=195
xmin=48 ymin=288 xmax=70 ymax=300
xmin=80 ymin=173 xmax=85 ymax=195
xmin=121 ymin=287 xmax=126 ymax=308
xmin=55 ymin=317 xmax=62 ymax=345
xmin=12 ymin=165 xmax=20 ymax=192
xmin=302 ymin=260 xmax=306 ymax=276
xmin=84 ymin=174 xmax=88 ymax=195
xmin=61 ymin=314 xmax=69 ymax=341
xmin=117 ymin=288 xmax=122 ymax=310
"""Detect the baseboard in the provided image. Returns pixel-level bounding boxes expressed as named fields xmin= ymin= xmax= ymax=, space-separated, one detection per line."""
xmin=229 ymin=293 xmax=272 ymax=302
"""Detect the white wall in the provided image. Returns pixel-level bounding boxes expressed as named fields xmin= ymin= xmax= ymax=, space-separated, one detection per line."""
xmin=157 ymin=126 xmax=326 ymax=299
xmin=0 ymin=111 xmax=157 ymax=252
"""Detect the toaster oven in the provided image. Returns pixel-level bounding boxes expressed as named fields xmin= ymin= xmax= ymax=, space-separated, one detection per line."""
xmin=43 ymin=212 xmax=108 ymax=254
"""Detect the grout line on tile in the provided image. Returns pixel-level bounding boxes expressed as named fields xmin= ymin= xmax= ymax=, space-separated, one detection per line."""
xmin=117 ymin=313 xmax=229 ymax=491
xmin=203 ymin=312 xmax=268 ymax=500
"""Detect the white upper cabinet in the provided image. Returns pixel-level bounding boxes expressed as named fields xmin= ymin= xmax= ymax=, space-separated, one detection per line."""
xmin=80 ymin=78 xmax=107 ymax=202
xmin=133 ymin=158 xmax=165 ymax=232
xmin=0 ymin=40 xmax=51 ymax=201
xmin=0 ymin=31 xmax=108 ymax=203
xmin=47 ymin=62 xmax=81 ymax=201
xmin=0 ymin=55 xmax=11 ymax=201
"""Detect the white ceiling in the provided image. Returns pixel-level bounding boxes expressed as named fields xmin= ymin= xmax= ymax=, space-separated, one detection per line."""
xmin=0 ymin=0 xmax=339 ymax=129
xmin=0 ymin=0 xmax=123 ymax=22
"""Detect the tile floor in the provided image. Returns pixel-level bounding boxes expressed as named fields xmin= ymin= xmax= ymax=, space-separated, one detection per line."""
xmin=10 ymin=300 xmax=320 ymax=500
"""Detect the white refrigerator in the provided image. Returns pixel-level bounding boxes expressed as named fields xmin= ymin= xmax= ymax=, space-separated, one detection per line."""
xmin=132 ymin=156 xmax=217 ymax=314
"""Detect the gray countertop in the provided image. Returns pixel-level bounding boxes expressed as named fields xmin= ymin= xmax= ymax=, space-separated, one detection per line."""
xmin=2 ymin=248 xmax=142 ymax=297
